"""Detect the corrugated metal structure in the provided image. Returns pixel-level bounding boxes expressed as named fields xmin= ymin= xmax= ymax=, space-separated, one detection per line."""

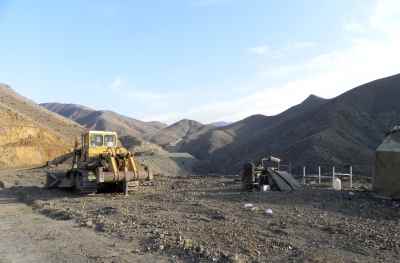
xmin=374 ymin=126 xmax=400 ymax=199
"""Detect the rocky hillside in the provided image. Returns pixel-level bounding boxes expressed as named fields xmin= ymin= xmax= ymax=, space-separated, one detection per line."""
xmin=41 ymin=103 xmax=201 ymax=177
xmin=148 ymin=119 xmax=212 ymax=148
xmin=40 ymin=103 xmax=94 ymax=121
xmin=177 ymin=74 xmax=400 ymax=174
xmin=0 ymin=84 xmax=83 ymax=168
xmin=41 ymin=103 xmax=167 ymax=138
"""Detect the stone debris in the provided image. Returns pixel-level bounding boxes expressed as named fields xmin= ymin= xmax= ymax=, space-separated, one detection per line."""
xmin=210 ymin=211 xmax=226 ymax=220
xmin=250 ymin=206 xmax=260 ymax=212
xmin=265 ymin=208 xmax=273 ymax=216
xmin=5 ymin=169 xmax=400 ymax=262
xmin=81 ymin=219 xmax=93 ymax=228
xmin=0 ymin=180 xmax=11 ymax=188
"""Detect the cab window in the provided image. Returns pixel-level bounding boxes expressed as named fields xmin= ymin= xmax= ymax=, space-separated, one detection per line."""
xmin=90 ymin=134 xmax=104 ymax=147
xmin=104 ymin=135 xmax=116 ymax=147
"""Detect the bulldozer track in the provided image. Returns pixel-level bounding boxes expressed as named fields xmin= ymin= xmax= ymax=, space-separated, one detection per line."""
xmin=75 ymin=171 xmax=97 ymax=195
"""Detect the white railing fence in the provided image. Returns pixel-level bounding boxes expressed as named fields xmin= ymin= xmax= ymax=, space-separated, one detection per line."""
xmin=302 ymin=165 xmax=353 ymax=188
xmin=332 ymin=166 xmax=353 ymax=189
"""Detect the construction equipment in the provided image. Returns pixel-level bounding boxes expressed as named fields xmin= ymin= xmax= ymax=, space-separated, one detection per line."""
xmin=46 ymin=130 xmax=152 ymax=195
xmin=241 ymin=156 xmax=301 ymax=191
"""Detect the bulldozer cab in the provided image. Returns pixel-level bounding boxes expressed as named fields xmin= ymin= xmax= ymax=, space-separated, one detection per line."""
xmin=48 ymin=130 xmax=152 ymax=195
xmin=82 ymin=131 xmax=118 ymax=159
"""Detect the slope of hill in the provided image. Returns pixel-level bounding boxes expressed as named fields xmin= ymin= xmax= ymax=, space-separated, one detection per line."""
xmin=0 ymin=84 xmax=83 ymax=168
xmin=178 ymin=74 xmax=400 ymax=174
xmin=1 ymin=86 xmax=84 ymax=141
xmin=41 ymin=103 xmax=167 ymax=138
xmin=41 ymin=103 xmax=200 ymax=176
xmin=148 ymin=119 xmax=211 ymax=147
xmin=117 ymin=135 xmax=198 ymax=177
xmin=41 ymin=103 xmax=94 ymax=121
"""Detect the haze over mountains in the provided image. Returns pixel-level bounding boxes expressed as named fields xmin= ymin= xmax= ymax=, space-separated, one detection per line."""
xmin=210 ymin=121 xmax=231 ymax=127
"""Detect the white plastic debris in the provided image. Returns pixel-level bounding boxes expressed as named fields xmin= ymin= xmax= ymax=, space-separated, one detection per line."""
xmin=265 ymin=208 xmax=273 ymax=216
xmin=244 ymin=203 xmax=254 ymax=209
xmin=332 ymin=177 xmax=342 ymax=191
xmin=262 ymin=185 xmax=271 ymax=192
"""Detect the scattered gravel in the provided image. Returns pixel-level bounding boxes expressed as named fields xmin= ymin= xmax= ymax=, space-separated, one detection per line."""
xmin=1 ymin=167 xmax=400 ymax=262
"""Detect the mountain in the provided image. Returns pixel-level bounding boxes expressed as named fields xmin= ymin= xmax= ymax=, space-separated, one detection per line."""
xmin=0 ymin=84 xmax=84 ymax=168
xmin=41 ymin=103 xmax=167 ymax=138
xmin=209 ymin=121 xmax=231 ymax=127
xmin=177 ymin=74 xmax=400 ymax=174
xmin=40 ymin=102 xmax=200 ymax=177
xmin=148 ymin=119 xmax=212 ymax=148
xmin=41 ymin=103 xmax=94 ymax=121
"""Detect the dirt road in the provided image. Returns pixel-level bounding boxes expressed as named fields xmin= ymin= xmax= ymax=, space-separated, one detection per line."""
xmin=0 ymin=188 xmax=168 ymax=263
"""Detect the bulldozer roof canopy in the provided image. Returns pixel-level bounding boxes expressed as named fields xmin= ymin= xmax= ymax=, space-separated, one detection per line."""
xmin=377 ymin=128 xmax=400 ymax=153
xmin=86 ymin=130 xmax=118 ymax=136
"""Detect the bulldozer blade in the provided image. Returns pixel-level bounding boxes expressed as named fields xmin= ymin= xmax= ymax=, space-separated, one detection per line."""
xmin=46 ymin=173 xmax=61 ymax=189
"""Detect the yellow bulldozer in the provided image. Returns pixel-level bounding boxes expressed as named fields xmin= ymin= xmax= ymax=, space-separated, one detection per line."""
xmin=46 ymin=130 xmax=152 ymax=195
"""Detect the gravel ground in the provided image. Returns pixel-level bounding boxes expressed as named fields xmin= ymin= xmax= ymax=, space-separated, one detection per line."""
xmin=0 ymin=184 xmax=168 ymax=263
xmin=1 ymin=167 xmax=399 ymax=263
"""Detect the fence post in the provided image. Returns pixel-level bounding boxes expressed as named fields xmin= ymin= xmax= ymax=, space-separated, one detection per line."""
xmin=332 ymin=166 xmax=335 ymax=184
xmin=350 ymin=166 xmax=353 ymax=189
xmin=303 ymin=166 xmax=306 ymax=185
xmin=318 ymin=166 xmax=321 ymax=184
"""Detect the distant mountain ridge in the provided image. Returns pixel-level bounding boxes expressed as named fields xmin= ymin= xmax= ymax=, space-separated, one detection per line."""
xmin=148 ymin=119 xmax=212 ymax=147
xmin=41 ymin=103 xmax=167 ymax=138
xmin=41 ymin=103 xmax=94 ymax=121
xmin=209 ymin=121 xmax=231 ymax=127
xmin=176 ymin=74 xmax=400 ymax=174
xmin=40 ymin=73 xmax=400 ymax=175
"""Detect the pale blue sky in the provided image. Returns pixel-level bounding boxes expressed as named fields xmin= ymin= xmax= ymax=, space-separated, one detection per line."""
xmin=1 ymin=0 xmax=399 ymax=124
